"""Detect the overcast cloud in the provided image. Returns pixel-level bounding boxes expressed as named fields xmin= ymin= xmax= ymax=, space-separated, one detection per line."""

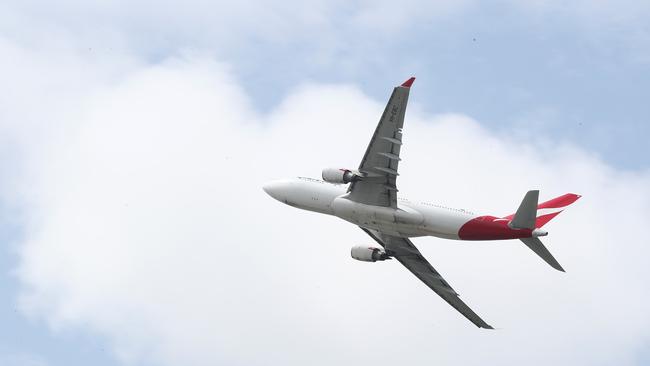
xmin=0 ymin=41 xmax=647 ymax=365
xmin=1 ymin=1 xmax=649 ymax=365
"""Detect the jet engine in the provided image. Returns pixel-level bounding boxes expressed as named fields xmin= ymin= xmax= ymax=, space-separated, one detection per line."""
xmin=351 ymin=245 xmax=390 ymax=262
xmin=322 ymin=168 xmax=357 ymax=184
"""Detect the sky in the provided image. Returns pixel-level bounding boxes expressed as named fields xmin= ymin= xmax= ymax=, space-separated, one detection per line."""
xmin=0 ymin=1 xmax=649 ymax=365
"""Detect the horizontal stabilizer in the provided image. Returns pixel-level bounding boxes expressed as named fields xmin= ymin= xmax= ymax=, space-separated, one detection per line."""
xmin=520 ymin=237 xmax=565 ymax=272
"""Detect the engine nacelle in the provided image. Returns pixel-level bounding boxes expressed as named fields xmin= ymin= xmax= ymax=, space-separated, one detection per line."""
xmin=322 ymin=168 xmax=357 ymax=184
xmin=351 ymin=245 xmax=389 ymax=262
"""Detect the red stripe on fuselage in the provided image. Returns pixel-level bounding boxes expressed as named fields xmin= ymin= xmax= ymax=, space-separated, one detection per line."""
xmin=458 ymin=216 xmax=533 ymax=240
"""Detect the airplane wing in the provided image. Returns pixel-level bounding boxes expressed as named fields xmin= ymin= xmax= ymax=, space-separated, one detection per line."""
xmin=347 ymin=77 xmax=415 ymax=208
xmin=360 ymin=227 xmax=494 ymax=329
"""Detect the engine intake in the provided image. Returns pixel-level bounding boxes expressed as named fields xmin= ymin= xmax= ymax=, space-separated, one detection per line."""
xmin=322 ymin=168 xmax=357 ymax=184
xmin=351 ymin=245 xmax=390 ymax=262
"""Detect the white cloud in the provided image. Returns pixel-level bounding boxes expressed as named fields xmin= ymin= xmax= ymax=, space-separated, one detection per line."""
xmin=0 ymin=0 xmax=478 ymax=100
xmin=1 ymin=0 xmax=471 ymax=53
xmin=4 ymin=0 xmax=648 ymax=57
xmin=2 ymin=38 xmax=649 ymax=366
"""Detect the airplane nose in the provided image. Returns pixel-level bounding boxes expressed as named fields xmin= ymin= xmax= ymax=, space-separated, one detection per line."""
xmin=262 ymin=180 xmax=286 ymax=202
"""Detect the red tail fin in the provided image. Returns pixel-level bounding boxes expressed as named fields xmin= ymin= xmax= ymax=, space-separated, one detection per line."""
xmin=534 ymin=193 xmax=581 ymax=228
xmin=503 ymin=193 xmax=581 ymax=228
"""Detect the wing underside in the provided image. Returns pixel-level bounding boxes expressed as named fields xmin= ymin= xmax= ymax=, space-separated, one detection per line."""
xmin=361 ymin=227 xmax=494 ymax=329
xmin=347 ymin=79 xmax=413 ymax=208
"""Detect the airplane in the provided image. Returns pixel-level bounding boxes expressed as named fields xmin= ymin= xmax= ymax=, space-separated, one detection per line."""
xmin=263 ymin=77 xmax=580 ymax=329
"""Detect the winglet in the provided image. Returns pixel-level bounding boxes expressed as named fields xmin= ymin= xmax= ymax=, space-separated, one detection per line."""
xmin=400 ymin=77 xmax=416 ymax=88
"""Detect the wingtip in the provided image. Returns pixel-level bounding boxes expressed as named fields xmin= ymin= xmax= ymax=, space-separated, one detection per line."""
xmin=550 ymin=262 xmax=566 ymax=272
xmin=552 ymin=259 xmax=566 ymax=272
xmin=400 ymin=76 xmax=416 ymax=88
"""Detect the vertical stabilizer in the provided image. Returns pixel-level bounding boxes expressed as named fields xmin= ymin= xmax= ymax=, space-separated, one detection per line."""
xmin=535 ymin=193 xmax=582 ymax=228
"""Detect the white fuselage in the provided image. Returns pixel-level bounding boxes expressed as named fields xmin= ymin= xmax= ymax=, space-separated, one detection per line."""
xmin=263 ymin=177 xmax=479 ymax=239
